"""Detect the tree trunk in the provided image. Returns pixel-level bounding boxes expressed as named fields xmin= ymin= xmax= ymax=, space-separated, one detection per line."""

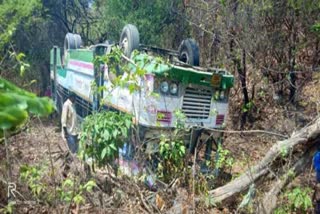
xmin=229 ymin=41 xmax=250 ymax=129
xmin=239 ymin=49 xmax=249 ymax=129
xmin=288 ymin=11 xmax=297 ymax=104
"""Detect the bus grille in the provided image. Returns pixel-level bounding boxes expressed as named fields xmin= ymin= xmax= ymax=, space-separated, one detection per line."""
xmin=182 ymin=87 xmax=212 ymax=119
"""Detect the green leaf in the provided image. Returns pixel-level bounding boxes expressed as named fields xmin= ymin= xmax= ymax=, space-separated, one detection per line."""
xmin=109 ymin=143 xmax=117 ymax=151
xmin=36 ymin=185 xmax=42 ymax=195
xmin=125 ymin=119 xmax=131 ymax=129
xmin=73 ymin=194 xmax=85 ymax=205
xmin=64 ymin=195 xmax=72 ymax=202
xmin=16 ymin=53 xmax=26 ymax=61
xmin=83 ymin=180 xmax=96 ymax=192
xmin=63 ymin=178 xmax=73 ymax=188
xmin=20 ymin=64 xmax=25 ymax=76
xmin=0 ymin=78 xmax=54 ymax=130
xmin=0 ymin=107 xmax=28 ymax=130
xmin=103 ymin=130 xmax=110 ymax=140
xmin=136 ymin=67 xmax=146 ymax=76
xmin=112 ymin=130 xmax=118 ymax=138
xmin=128 ymin=83 xmax=137 ymax=93
xmin=180 ymin=145 xmax=186 ymax=155
xmin=120 ymin=127 xmax=127 ymax=136
xmin=101 ymin=148 xmax=107 ymax=159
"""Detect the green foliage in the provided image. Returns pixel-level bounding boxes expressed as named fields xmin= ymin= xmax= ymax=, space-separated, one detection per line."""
xmin=0 ymin=0 xmax=41 ymax=49
xmin=0 ymin=78 xmax=54 ymax=131
xmin=274 ymin=207 xmax=288 ymax=214
xmin=194 ymin=173 xmax=211 ymax=195
xmin=0 ymin=201 xmax=15 ymax=214
xmin=79 ymin=111 xmax=132 ymax=167
xmin=20 ymin=164 xmax=47 ymax=199
xmin=280 ymin=145 xmax=289 ymax=158
xmin=98 ymin=47 xmax=157 ymax=95
xmin=215 ymin=143 xmax=234 ymax=170
xmin=93 ymin=0 xmax=188 ymax=46
xmin=7 ymin=52 xmax=31 ymax=77
xmin=173 ymin=110 xmax=187 ymax=129
xmin=0 ymin=0 xmax=62 ymax=89
xmin=20 ymin=164 xmax=96 ymax=206
xmin=287 ymin=169 xmax=296 ymax=179
xmin=311 ymin=22 xmax=320 ymax=34
xmin=286 ymin=187 xmax=313 ymax=212
xmin=157 ymin=135 xmax=186 ymax=182
xmin=275 ymin=187 xmax=313 ymax=213
xmin=241 ymin=100 xmax=254 ymax=113
xmin=58 ymin=178 xmax=96 ymax=205
xmin=203 ymin=194 xmax=216 ymax=208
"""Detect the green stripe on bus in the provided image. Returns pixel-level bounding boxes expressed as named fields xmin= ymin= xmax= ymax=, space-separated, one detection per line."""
xmin=68 ymin=50 xmax=94 ymax=63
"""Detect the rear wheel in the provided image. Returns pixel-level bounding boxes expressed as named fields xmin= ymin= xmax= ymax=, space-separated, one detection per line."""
xmin=64 ymin=33 xmax=82 ymax=50
xmin=63 ymin=33 xmax=82 ymax=65
xmin=119 ymin=24 xmax=140 ymax=57
xmin=178 ymin=39 xmax=200 ymax=66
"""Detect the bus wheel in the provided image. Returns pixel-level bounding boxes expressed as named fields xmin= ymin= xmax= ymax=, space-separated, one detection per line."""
xmin=64 ymin=33 xmax=82 ymax=50
xmin=119 ymin=24 xmax=140 ymax=57
xmin=178 ymin=38 xmax=200 ymax=66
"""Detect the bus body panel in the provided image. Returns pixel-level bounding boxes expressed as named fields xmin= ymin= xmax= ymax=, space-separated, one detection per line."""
xmin=50 ymin=47 xmax=233 ymax=130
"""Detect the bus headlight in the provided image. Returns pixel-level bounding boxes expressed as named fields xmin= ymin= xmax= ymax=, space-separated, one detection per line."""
xmin=170 ymin=83 xmax=178 ymax=95
xmin=160 ymin=81 xmax=169 ymax=93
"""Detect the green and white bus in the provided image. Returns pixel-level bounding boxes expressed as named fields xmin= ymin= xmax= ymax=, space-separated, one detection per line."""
xmin=50 ymin=24 xmax=234 ymax=161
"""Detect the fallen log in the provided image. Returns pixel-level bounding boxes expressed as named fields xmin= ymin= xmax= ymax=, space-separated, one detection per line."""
xmin=209 ymin=116 xmax=320 ymax=203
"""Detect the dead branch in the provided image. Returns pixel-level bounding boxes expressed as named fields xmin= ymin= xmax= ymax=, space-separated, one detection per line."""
xmin=206 ymin=127 xmax=288 ymax=138
xmin=138 ymin=189 xmax=153 ymax=214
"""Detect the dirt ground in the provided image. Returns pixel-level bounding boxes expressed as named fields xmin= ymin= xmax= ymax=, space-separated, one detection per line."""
xmin=0 ymin=119 xmax=201 ymax=213
xmin=0 ymin=112 xmax=316 ymax=213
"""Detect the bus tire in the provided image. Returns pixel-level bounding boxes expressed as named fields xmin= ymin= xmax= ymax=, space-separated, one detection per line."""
xmin=64 ymin=33 xmax=82 ymax=50
xmin=178 ymin=39 xmax=200 ymax=66
xmin=74 ymin=34 xmax=82 ymax=48
xmin=119 ymin=24 xmax=140 ymax=57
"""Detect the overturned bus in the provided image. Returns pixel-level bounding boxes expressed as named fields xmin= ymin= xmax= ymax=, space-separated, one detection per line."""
xmin=50 ymin=24 xmax=234 ymax=162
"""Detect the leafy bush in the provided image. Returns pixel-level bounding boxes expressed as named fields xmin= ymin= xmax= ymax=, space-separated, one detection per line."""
xmin=286 ymin=187 xmax=313 ymax=212
xmin=215 ymin=144 xmax=234 ymax=170
xmin=20 ymin=164 xmax=96 ymax=206
xmin=58 ymin=178 xmax=96 ymax=205
xmin=157 ymin=135 xmax=186 ymax=182
xmin=275 ymin=187 xmax=313 ymax=213
xmin=20 ymin=164 xmax=47 ymax=198
xmin=79 ymin=111 xmax=132 ymax=168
